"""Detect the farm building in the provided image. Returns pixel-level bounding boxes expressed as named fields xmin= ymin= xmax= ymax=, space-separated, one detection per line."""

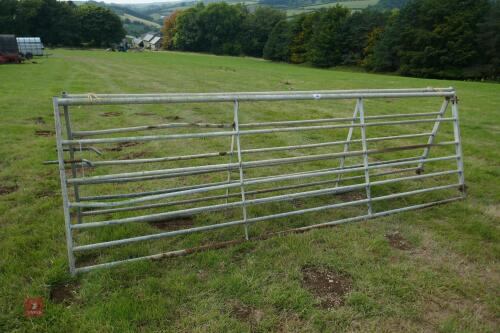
xmin=17 ymin=37 xmax=44 ymax=56
xmin=142 ymin=33 xmax=156 ymax=49
xmin=132 ymin=37 xmax=143 ymax=48
xmin=150 ymin=36 xmax=163 ymax=51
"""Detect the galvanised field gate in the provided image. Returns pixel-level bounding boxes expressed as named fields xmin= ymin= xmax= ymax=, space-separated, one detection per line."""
xmin=51 ymin=88 xmax=466 ymax=275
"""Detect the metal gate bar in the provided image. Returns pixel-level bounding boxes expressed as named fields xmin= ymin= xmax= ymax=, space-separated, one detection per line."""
xmin=51 ymin=88 xmax=465 ymax=275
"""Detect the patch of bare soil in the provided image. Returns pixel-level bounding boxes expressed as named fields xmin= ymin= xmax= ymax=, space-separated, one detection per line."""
xmin=119 ymin=151 xmax=148 ymax=160
xmin=134 ymin=112 xmax=156 ymax=116
xmin=385 ymin=231 xmax=412 ymax=250
xmin=150 ymin=217 xmax=194 ymax=231
xmin=76 ymin=253 xmax=99 ymax=267
xmin=49 ymin=282 xmax=79 ymax=304
xmin=0 ymin=185 xmax=18 ymax=195
xmin=65 ymin=166 xmax=95 ymax=177
xmin=301 ymin=264 xmax=352 ymax=309
xmin=100 ymin=111 xmax=122 ymax=117
xmin=106 ymin=141 xmax=141 ymax=152
xmin=230 ymin=300 xmax=264 ymax=328
xmin=277 ymin=311 xmax=305 ymax=333
xmin=35 ymin=130 xmax=54 ymax=137
xmin=29 ymin=116 xmax=46 ymax=124
xmin=35 ymin=188 xmax=55 ymax=197
xmin=164 ymin=115 xmax=182 ymax=121
xmin=337 ymin=190 xmax=365 ymax=201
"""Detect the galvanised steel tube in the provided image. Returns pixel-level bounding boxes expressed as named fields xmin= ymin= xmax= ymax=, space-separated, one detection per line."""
xmin=53 ymin=98 xmax=77 ymax=275
xmin=59 ymin=89 xmax=456 ymax=106
xmin=61 ymin=132 xmax=434 ymax=167
xmin=67 ymin=142 xmax=456 ymax=186
xmin=72 ymin=112 xmax=441 ymax=137
xmin=72 ymin=183 xmax=461 ymax=251
xmin=81 ymin=167 xmax=420 ymax=217
xmin=65 ymin=88 xmax=455 ymax=99
xmin=73 ymin=195 xmax=462 ymax=273
xmin=57 ymin=92 xmax=456 ymax=106
xmin=79 ymin=155 xmax=426 ymax=202
xmin=71 ymin=170 xmax=459 ymax=228
xmin=70 ymin=154 xmax=458 ymax=208
xmin=62 ymin=118 xmax=455 ymax=146
xmin=73 ymin=122 xmax=234 ymax=137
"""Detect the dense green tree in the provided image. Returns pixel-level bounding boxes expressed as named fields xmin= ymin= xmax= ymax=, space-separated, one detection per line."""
xmin=289 ymin=13 xmax=315 ymax=64
xmin=339 ymin=9 xmax=388 ymax=66
xmin=0 ymin=0 xmax=18 ymax=34
xmin=307 ymin=5 xmax=350 ymax=67
xmin=242 ymin=7 xmax=285 ymax=57
xmin=173 ymin=4 xmax=204 ymax=51
xmin=389 ymin=0 xmax=490 ymax=78
xmin=0 ymin=0 xmax=124 ymax=47
xmin=367 ymin=9 xmax=401 ymax=71
xmin=476 ymin=0 xmax=500 ymax=79
xmin=263 ymin=19 xmax=292 ymax=61
xmin=76 ymin=4 xmax=125 ymax=47
xmin=197 ymin=3 xmax=247 ymax=55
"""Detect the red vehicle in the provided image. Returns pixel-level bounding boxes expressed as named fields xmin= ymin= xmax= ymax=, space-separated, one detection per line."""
xmin=0 ymin=34 xmax=21 ymax=64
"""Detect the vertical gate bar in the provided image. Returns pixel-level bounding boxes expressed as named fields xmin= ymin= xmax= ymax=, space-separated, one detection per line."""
xmin=225 ymin=132 xmax=235 ymax=204
xmin=233 ymin=100 xmax=249 ymax=240
xmin=450 ymin=95 xmax=466 ymax=197
xmin=416 ymin=98 xmax=449 ymax=174
xmin=358 ymin=98 xmax=373 ymax=215
xmin=62 ymin=92 xmax=82 ymax=224
xmin=335 ymin=100 xmax=360 ymax=187
xmin=53 ymin=97 xmax=76 ymax=275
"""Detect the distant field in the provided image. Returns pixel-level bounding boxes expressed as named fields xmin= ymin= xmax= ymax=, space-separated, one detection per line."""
xmin=0 ymin=49 xmax=498 ymax=332
xmin=130 ymin=0 xmax=378 ymax=21
xmin=122 ymin=13 xmax=161 ymax=28
xmin=286 ymin=0 xmax=379 ymax=16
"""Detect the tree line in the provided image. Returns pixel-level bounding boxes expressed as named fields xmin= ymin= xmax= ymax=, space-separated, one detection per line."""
xmin=0 ymin=0 xmax=125 ymax=47
xmin=162 ymin=0 xmax=499 ymax=80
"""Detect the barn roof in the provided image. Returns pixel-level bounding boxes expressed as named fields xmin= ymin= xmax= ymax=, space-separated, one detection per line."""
xmin=143 ymin=34 xmax=155 ymax=42
xmin=150 ymin=36 xmax=162 ymax=45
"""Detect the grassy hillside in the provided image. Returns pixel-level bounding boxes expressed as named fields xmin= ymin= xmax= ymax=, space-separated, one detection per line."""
xmin=285 ymin=0 xmax=378 ymax=16
xmin=0 ymin=49 xmax=498 ymax=332
xmin=123 ymin=0 xmax=380 ymax=22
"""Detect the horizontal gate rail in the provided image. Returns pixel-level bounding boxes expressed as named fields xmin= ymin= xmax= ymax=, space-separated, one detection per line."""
xmin=62 ymin=118 xmax=455 ymax=145
xmin=71 ymin=112 xmax=443 ymax=137
xmin=51 ymin=88 xmax=466 ymax=275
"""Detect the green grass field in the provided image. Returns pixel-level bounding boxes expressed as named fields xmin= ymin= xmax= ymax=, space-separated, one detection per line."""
xmin=0 ymin=49 xmax=498 ymax=332
xmin=286 ymin=0 xmax=379 ymax=16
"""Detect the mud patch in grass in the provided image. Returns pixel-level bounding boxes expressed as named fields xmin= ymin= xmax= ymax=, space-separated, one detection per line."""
xmin=100 ymin=111 xmax=122 ymax=117
xmin=134 ymin=112 xmax=156 ymax=116
xmin=29 ymin=116 xmax=46 ymax=124
xmin=385 ymin=231 xmax=412 ymax=250
xmin=230 ymin=300 xmax=264 ymax=327
xmin=337 ymin=190 xmax=365 ymax=202
xmin=0 ymin=185 xmax=18 ymax=195
xmin=150 ymin=216 xmax=194 ymax=230
xmin=35 ymin=130 xmax=54 ymax=137
xmin=301 ymin=264 xmax=352 ymax=309
xmin=164 ymin=115 xmax=182 ymax=121
xmin=106 ymin=141 xmax=142 ymax=152
xmin=119 ymin=151 xmax=148 ymax=160
xmin=49 ymin=282 xmax=79 ymax=304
